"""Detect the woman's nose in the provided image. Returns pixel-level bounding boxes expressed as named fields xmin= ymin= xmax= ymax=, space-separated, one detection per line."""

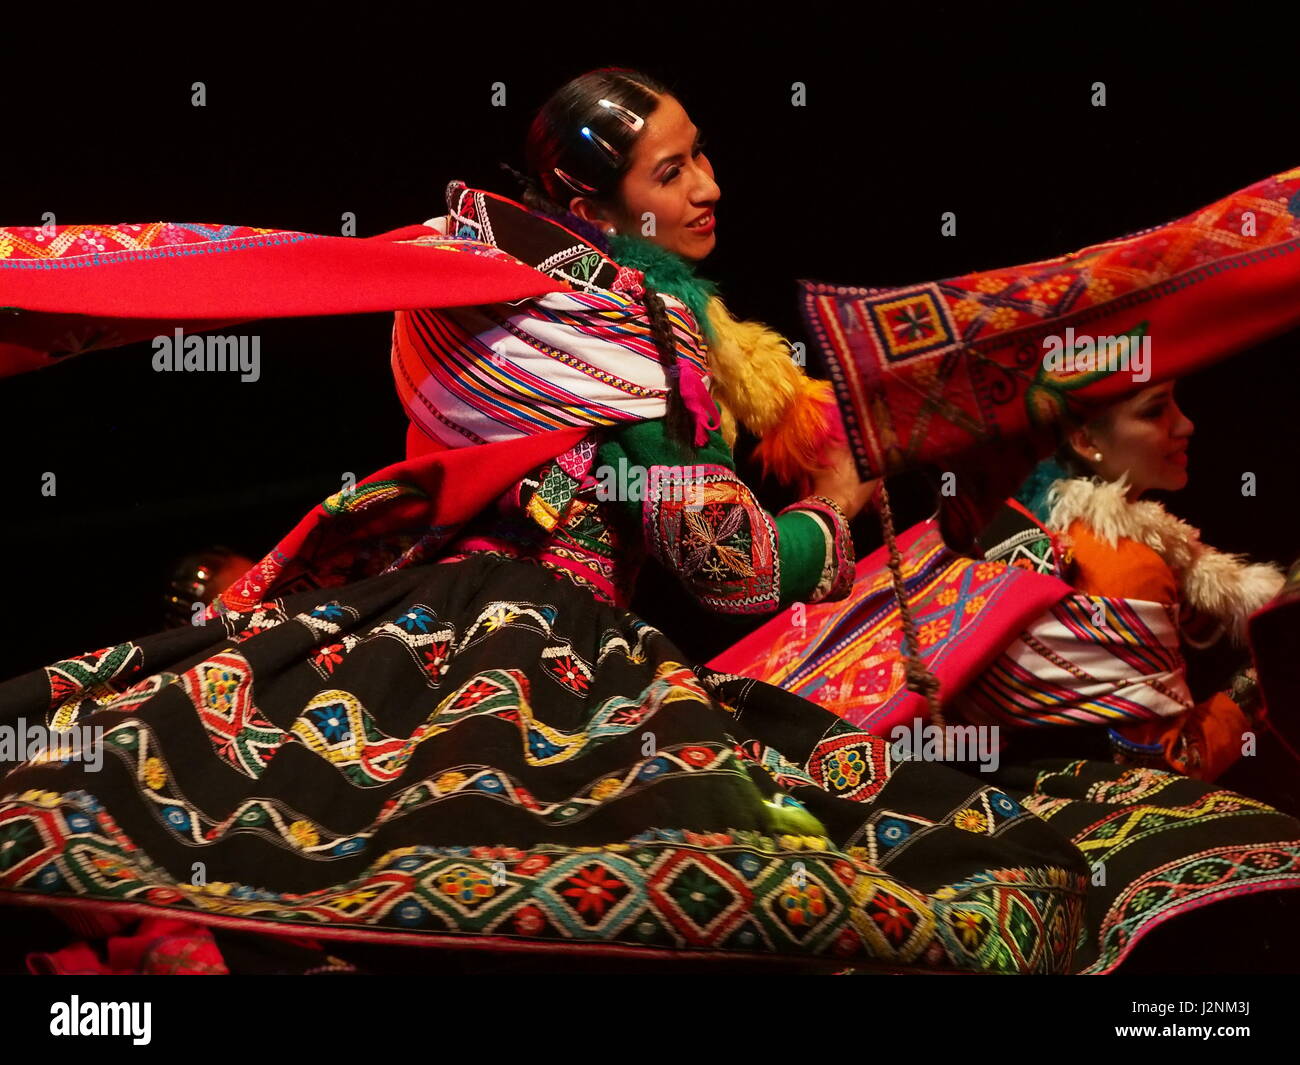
xmin=694 ymin=169 xmax=721 ymax=205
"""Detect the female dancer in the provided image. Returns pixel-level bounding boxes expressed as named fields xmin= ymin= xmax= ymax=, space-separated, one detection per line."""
xmin=0 ymin=68 xmax=1294 ymax=976
xmin=968 ymin=380 xmax=1285 ymax=783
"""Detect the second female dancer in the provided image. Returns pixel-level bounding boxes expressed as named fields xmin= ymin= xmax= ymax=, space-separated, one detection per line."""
xmin=0 ymin=67 xmax=1296 ymax=975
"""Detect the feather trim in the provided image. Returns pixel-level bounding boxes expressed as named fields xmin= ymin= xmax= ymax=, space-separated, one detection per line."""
xmin=1044 ymin=476 xmax=1284 ymax=644
xmin=602 ymin=232 xmax=842 ymax=484
xmin=703 ymin=296 xmax=843 ymax=483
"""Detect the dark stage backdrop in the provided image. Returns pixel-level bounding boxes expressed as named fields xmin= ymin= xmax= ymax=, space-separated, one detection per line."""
xmin=2 ymin=11 xmax=1298 ymax=675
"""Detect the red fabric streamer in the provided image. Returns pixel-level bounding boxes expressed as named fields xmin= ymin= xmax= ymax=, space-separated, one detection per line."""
xmin=801 ymin=166 xmax=1300 ymax=481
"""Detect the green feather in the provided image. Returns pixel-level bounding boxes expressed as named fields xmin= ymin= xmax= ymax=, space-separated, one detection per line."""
xmin=607 ymin=232 xmax=720 ymax=342
xmin=1014 ymin=455 xmax=1074 ymax=522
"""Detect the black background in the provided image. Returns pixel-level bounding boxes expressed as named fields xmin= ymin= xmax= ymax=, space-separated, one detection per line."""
xmin=2 ymin=9 xmax=1298 ymax=675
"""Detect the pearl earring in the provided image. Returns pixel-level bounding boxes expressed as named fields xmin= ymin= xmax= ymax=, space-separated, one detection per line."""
xmin=604 ymin=226 xmax=617 ymax=236
xmin=1093 ymin=452 xmax=1103 ymax=462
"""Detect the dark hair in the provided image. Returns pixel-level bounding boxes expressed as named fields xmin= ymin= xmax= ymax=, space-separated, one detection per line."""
xmin=521 ymin=67 xmax=671 ymax=214
xmin=509 ymin=68 xmax=696 ymax=454
xmin=1053 ymin=399 xmax=1116 ymax=478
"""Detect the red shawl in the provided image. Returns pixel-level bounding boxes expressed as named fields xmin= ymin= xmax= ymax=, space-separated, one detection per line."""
xmin=0 ymin=218 xmax=588 ymax=609
xmin=801 ymin=166 xmax=1300 ymax=489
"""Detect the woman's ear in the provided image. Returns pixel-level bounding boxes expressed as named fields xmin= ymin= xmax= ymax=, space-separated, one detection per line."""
xmin=1066 ymin=424 xmax=1097 ymax=465
xmin=568 ymin=197 xmax=612 ymax=226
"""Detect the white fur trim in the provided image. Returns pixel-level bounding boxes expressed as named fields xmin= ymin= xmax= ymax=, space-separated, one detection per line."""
xmin=1043 ymin=476 xmax=1284 ymax=644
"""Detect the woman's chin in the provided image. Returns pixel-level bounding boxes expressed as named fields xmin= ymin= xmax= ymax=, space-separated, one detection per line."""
xmin=677 ymin=232 xmax=716 ymax=261
xmin=1162 ymin=468 xmax=1190 ymax=492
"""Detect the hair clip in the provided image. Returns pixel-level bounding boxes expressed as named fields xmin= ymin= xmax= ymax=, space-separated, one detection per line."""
xmin=553 ymin=167 xmax=599 ymax=195
xmin=597 ymin=98 xmax=645 ymax=133
xmin=580 ymin=125 xmax=622 ymax=166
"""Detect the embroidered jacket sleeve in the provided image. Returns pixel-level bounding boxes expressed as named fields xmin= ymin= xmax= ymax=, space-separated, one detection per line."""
xmin=595 ymin=417 xmax=854 ymax=615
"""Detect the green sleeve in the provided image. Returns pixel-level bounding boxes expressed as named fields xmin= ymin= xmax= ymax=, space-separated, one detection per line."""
xmin=595 ymin=418 xmax=829 ymax=608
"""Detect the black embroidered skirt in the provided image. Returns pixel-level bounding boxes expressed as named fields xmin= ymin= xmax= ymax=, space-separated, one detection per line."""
xmin=0 ymin=553 xmax=1293 ymax=973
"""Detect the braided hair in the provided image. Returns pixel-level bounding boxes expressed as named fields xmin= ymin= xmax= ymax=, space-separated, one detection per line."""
xmin=504 ymin=68 xmax=698 ymax=455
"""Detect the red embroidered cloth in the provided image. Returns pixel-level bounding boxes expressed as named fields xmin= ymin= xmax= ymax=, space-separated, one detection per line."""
xmin=707 ymin=521 xmax=1070 ymax=736
xmin=801 ymin=166 xmax=1300 ymax=480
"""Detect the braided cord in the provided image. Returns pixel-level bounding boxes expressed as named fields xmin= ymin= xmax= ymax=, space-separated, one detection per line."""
xmin=876 ymin=480 xmax=944 ymax=725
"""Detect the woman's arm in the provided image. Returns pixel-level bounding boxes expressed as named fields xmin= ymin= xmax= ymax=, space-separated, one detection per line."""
xmin=596 ymin=418 xmax=856 ymax=615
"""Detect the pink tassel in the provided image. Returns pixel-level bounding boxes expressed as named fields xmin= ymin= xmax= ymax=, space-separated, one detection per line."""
xmin=675 ymin=362 xmax=722 ymax=446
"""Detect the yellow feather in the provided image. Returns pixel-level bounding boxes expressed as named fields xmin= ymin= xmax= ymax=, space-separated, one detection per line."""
xmin=703 ymin=296 xmax=842 ymax=485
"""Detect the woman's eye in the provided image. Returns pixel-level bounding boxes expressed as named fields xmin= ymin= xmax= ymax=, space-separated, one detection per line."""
xmin=662 ymin=142 xmax=706 ymax=184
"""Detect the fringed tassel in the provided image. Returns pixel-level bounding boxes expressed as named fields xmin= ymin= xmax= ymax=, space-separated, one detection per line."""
xmin=703 ymin=296 xmax=844 ymax=486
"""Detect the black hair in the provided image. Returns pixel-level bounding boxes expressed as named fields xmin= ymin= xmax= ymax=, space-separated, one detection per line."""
xmin=521 ymin=67 xmax=671 ymax=213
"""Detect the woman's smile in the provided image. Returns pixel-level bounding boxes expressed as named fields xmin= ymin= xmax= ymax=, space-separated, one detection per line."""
xmin=685 ymin=209 xmax=715 ymax=235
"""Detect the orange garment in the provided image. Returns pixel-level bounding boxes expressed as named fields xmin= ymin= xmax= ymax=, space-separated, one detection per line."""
xmin=1118 ymin=693 xmax=1250 ymax=781
xmin=1065 ymin=521 xmax=1178 ymax=603
xmin=1065 ymin=519 xmax=1248 ymax=782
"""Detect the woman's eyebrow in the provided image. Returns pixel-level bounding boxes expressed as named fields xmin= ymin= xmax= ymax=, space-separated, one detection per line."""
xmin=653 ymin=128 xmax=701 ymax=171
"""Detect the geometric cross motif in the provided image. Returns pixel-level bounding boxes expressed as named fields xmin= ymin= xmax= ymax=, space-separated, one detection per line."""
xmin=862 ymin=284 xmax=958 ymax=361
xmin=646 ymin=850 xmax=751 ymax=945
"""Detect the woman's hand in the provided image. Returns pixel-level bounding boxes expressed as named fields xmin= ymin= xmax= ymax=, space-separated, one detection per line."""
xmin=808 ymin=439 xmax=879 ymax=521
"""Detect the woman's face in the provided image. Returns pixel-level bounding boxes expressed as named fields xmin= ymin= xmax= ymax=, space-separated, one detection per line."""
xmin=570 ymin=93 xmax=721 ymax=261
xmin=1070 ymin=382 xmax=1195 ymax=498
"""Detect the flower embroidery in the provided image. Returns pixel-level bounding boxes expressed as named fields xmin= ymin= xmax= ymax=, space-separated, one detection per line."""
xmin=987 ymin=306 xmax=1020 ymax=331
xmin=561 ymin=865 xmax=625 ymax=920
xmin=680 ymin=505 xmax=754 ymax=580
xmin=513 ymin=905 xmax=546 ymax=935
xmin=589 ymin=777 xmax=623 ymax=801
xmin=826 ymin=749 xmax=866 ymax=791
xmin=313 ymin=644 xmax=345 ymax=673
xmin=780 ymin=881 xmax=828 ymax=928
xmin=548 ymin=655 xmax=589 ymax=692
xmin=396 ymin=606 xmax=436 ymax=633
xmin=949 ymin=909 xmax=988 ymax=949
xmin=435 ymin=771 xmax=467 ymax=793
xmin=917 ymin=618 xmax=950 ymax=646
xmin=869 ymin=893 xmax=916 ymax=942
xmin=438 ymin=868 xmax=494 ymax=904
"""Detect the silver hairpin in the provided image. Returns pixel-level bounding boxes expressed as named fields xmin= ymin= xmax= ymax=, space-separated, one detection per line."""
xmin=580 ymin=125 xmax=621 ymax=166
xmin=597 ymin=98 xmax=645 ymax=133
xmin=553 ymin=167 xmax=599 ymax=195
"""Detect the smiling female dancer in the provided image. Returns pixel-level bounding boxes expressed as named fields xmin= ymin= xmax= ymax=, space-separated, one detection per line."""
xmin=0 ymin=68 xmax=1295 ymax=976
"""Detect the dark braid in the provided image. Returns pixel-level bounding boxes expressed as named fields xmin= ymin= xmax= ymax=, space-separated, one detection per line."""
xmin=498 ymin=162 xmax=566 ymax=218
xmin=876 ymin=479 xmax=944 ymax=726
xmin=641 ymin=280 xmax=697 ymax=457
